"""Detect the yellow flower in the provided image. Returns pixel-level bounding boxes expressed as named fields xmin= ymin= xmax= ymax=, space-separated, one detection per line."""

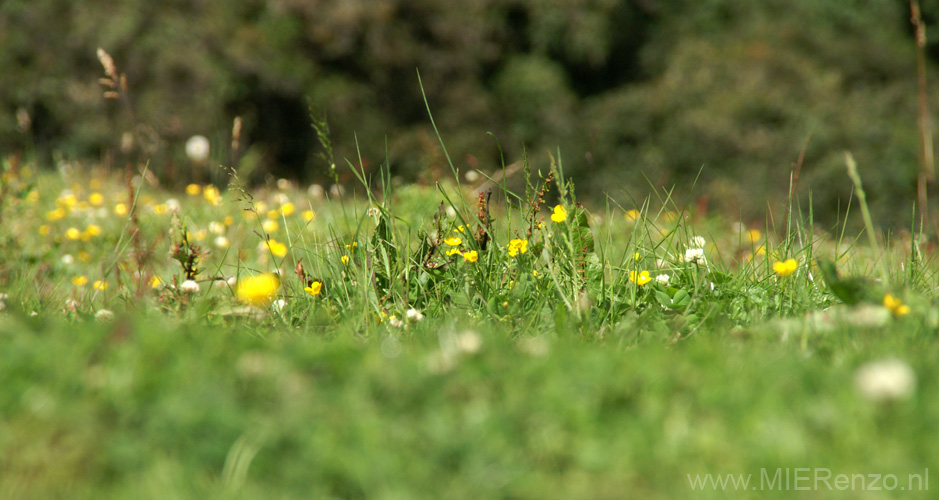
xmin=303 ymin=210 xmax=315 ymax=222
xmin=550 ymin=204 xmax=567 ymax=223
xmin=633 ymin=252 xmax=641 ymax=262
xmin=236 ymin=273 xmax=280 ymax=307
xmin=266 ymin=239 xmax=288 ymax=258
xmin=56 ymin=193 xmax=78 ymax=209
xmin=223 ymin=215 xmax=234 ymax=226
xmin=454 ymin=225 xmax=465 ymax=233
xmin=262 ymin=219 xmax=279 ymax=233
xmin=444 ymin=236 xmax=462 ymax=246
xmin=624 ymin=209 xmax=641 ymax=222
xmin=883 ymin=294 xmax=911 ymax=317
xmin=629 ymin=270 xmax=651 ymax=286
xmin=340 ymin=255 xmax=350 ymax=265
xmin=72 ymin=276 xmax=89 ymax=286
xmin=747 ymin=229 xmax=762 ymax=244
xmin=114 ymin=203 xmax=128 ymax=216
xmin=88 ymin=192 xmax=104 ymax=206
xmin=280 ymin=202 xmax=295 ymax=216
xmin=304 ymin=281 xmax=323 ymax=296
xmin=65 ymin=227 xmax=81 ymax=240
xmin=463 ymin=250 xmax=479 ymax=263
xmin=152 ymin=204 xmax=168 ymax=215
xmin=77 ymin=251 xmax=91 ymax=262
xmin=185 ymin=184 xmax=202 ymax=196
xmin=38 ymin=225 xmax=50 ymax=236
xmin=93 ymin=280 xmax=108 ymax=291
xmin=202 ymin=185 xmax=221 ymax=205
xmin=446 ymin=248 xmax=463 ymax=257
xmin=85 ymin=224 xmax=101 ymax=237
xmin=345 ymin=242 xmax=358 ymax=250
xmin=266 ymin=209 xmax=279 ymax=220
xmin=508 ymin=238 xmax=528 ymax=257
xmin=773 ymin=258 xmax=798 ymax=277
xmin=45 ymin=208 xmax=66 ymax=221
xmin=149 ymin=276 xmax=163 ymax=288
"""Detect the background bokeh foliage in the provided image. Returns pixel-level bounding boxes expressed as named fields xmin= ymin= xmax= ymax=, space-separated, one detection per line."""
xmin=4 ymin=0 xmax=939 ymax=227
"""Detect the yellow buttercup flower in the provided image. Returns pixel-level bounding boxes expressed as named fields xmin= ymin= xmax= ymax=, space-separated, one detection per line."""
xmin=72 ymin=276 xmax=89 ymax=286
xmin=463 ymin=250 xmax=479 ymax=263
xmin=262 ymin=219 xmax=279 ymax=233
xmin=236 ymin=273 xmax=280 ymax=307
xmin=508 ymin=238 xmax=528 ymax=257
xmin=629 ymin=270 xmax=651 ymax=286
xmin=340 ymin=255 xmax=350 ymax=265
xmin=203 ymin=185 xmax=221 ymax=205
xmin=302 ymin=210 xmax=315 ymax=222
xmin=65 ymin=227 xmax=81 ymax=240
xmin=93 ymin=280 xmax=108 ymax=291
xmin=624 ymin=209 xmax=641 ymax=222
xmin=304 ymin=281 xmax=323 ymax=296
xmin=446 ymin=248 xmax=463 ymax=257
xmin=88 ymin=192 xmax=104 ymax=206
xmin=550 ymin=204 xmax=567 ymax=223
xmin=45 ymin=208 xmax=66 ymax=221
xmin=114 ymin=203 xmax=128 ymax=216
xmin=444 ymin=236 xmax=462 ymax=246
xmin=773 ymin=258 xmax=798 ymax=277
xmin=185 ymin=184 xmax=202 ymax=196
xmin=279 ymin=202 xmax=295 ymax=216
xmin=883 ymin=294 xmax=910 ymax=317
xmin=266 ymin=239 xmax=288 ymax=258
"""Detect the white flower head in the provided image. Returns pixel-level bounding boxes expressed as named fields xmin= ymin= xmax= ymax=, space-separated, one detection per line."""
xmin=271 ymin=299 xmax=287 ymax=312
xmin=61 ymin=254 xmax=75 ymax=265
xmin=95 ymin=309 xmax=115 ymax=323
xmin=406 ymin=308 xmax=424 ymax=322
xmin=855 ymin=359 xmax=916 ymax=402
xmin=684 ymin=247 xmax=707 ymax=266
xmin=214 ymin=236 xmax=230 ymax=249
xmin=185 ymin=135 xmax=210 ymax=163
xmin=180 ymin=280 xmax=200 ymax=294
xmin=690 ymin=235 xmax=706 ymax=248
xmin=208 ymin=221 xmax=226 ymax=235
xmin=308 ymin=184 xmax=325 ymax=199
xmin=655 ymin=274 xmax=670 ymax=285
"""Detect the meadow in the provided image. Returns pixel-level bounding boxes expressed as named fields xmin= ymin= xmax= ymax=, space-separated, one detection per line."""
xmin=1 ymin=131 xmax=937 ymax=499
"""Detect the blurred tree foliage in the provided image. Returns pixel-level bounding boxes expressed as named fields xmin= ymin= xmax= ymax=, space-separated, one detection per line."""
xmin=2 ymin=0 xmax=939 ymax=226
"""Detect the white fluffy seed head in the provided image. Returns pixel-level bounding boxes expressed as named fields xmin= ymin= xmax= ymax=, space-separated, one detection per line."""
xmin=180 ymin=280 xmax=200 ymax=293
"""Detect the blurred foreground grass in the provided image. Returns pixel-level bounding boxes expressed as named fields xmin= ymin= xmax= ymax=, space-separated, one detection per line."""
xmin=2 ymin=312 xmax=937 ymax=499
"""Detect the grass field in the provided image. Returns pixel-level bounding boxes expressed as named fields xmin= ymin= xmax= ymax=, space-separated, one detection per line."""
xmin=0 ymin=149 xmax=936 ymax=498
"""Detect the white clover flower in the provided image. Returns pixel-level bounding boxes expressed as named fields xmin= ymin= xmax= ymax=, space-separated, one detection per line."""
xmin=185 ymin=135 xmax=210 ymax=163
xmin=208 ymin=221 xmax=226 ymax=235
xmin=308 ymin=184 xmax=325 ymax=199
xmin=180 ymin=280 xmax=200 ymax=294
xmin=271 ymin=299 xmax=287 ymax=312
xmin=691 ymin=235 xmax=706 ymax=248
xmin=445 ymin=206 xmax=457 ymax=219
xmin=95 ymin=309 xmax=115 ymax=323
xmin=226 ymin=276 xmax=237 ymax=287
xmin=389 ymin=316 xmax=404 ymax=328
xmin=214 ymin=236 xmax=230 ymax=249
xmin=855 ymin=359 xmax=916 ymax=402
xmin=406 ymin=308 xmax=424 ymax=322
xmin=464 ymin=170 xmax=480 ymax=182
xmin=456 ymin=330 xmax=483 ymax=354
xmin=61 ymin=254 xmax=75 ymax=265
xmin=655 ymin=274 xmax=670 ymax=285
xmin=684 ymin=247 xmax=707 ymax=265
xmin=165 ymin=198 xmax=181 ymax=212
